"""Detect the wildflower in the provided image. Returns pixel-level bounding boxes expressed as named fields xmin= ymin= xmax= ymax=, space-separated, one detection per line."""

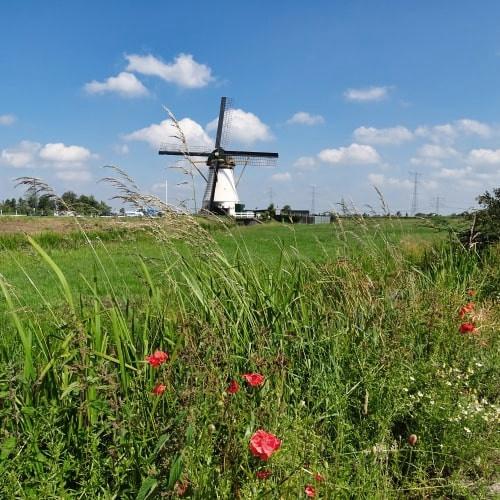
xmin=305 ymin=485 xmax=316 ymax=497
xmin=249 ymin=429 xmax=282 ymax=461
xmin=459 ymin=302 xmax=475 ymax=317
xmin=467 ymin=289 xmax=476 ymax=297
xmin=227 ymin=380 xmax=240 ymax=394
xmin=208 ymin=424 xmax=216 ymax=433
xmin=243 ymin=373 xmax=265 ymax=387
xmin=175 ymin=480 xmax=189 ymax=496
xmin=146 ymin=350 xmax=169 ymax=367
xmin=256 ymin=470 xmax=272 ymax=479
xmin=314 ymin=472 xmax=325 ymax=482
xmin=152 ymin=383 xmax=166 ymax=395
xmin=407 ymin=434 xmax=418 ymax=446
xmin=459 ymin=322 xmax=476 ymax=334
xmin=464 ymin=427 xmax=472 ymax=433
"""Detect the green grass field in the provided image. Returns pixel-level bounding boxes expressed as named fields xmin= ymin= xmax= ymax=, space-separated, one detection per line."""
xmin=0 ymin=216 xmax=498 ymax=498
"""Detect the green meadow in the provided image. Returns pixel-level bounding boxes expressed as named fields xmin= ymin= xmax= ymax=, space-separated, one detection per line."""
xmin=0 ymin=216 xmax=498 ymax=498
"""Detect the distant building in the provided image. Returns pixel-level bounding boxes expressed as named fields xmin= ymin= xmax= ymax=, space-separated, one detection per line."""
xmin=124 ymin=210 xmax=143 ymax=217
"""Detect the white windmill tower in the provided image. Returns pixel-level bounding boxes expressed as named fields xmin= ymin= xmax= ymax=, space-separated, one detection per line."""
xmin=159 ymin=97 xmax=278 ymax=216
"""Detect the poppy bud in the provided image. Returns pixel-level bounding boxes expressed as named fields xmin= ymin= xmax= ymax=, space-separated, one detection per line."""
xmin=208 ymin=424 xmax=216 ymax=433
xmin=408 ymin=434 xmax=418 ymax=446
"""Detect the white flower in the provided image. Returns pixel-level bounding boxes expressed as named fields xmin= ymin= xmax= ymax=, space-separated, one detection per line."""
xmin=464 ymin=427 xmax=472 ymax=433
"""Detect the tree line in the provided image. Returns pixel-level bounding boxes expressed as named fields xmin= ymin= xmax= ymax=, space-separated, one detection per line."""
xmin=0 ymin=191 xmax=111 ymax=216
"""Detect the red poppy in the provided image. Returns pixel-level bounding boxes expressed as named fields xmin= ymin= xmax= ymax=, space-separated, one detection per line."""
xmin=459 ymin=322 xmax=476 ymax=334
xmin=227 ymin=380 xmax=240 ymax=394
xmin=249 ymin=429 xmax=282 ymax=461
xmin=459 ymin=302 xmax=475 ymax=317
xmin=152 ymin=383 xmax=166 ymax=395
xmin=243 ymin=373 xmax=265 ymax=387
xmin=256 ymin=470 xmax=272 ymax=479
xmin=314 ymin=472 xmax=325 ymax=482
xmin=146 ymin=350 xmax=169 ymax=367
xmin=305 ymin=485 xmax=316 ymax=497
xmin=467 ymin=289 xmax=476 ymax=297
xmin=407 ymin=434 xmax=418 ymax=446
xmin=175 ymin=480 xmax=189 ymax=496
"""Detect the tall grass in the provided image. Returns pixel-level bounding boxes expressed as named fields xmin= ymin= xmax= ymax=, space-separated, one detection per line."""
xmin=0 ymin=211 xmax=498 ymax=498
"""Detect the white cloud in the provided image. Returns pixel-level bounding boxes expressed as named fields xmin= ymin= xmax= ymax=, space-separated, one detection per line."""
xmin=415 ymin=124 xmax=455 ymax=143
xmin=344 ymin=86 xmax=390 ymax=102
xmin=0 ymin=114 xmax=16 ymax=126
xmin=126 ymin=53 xmax=213 ymax=88
xmin=84 ymin=72 xmax=148 ymax=98
xmin=368 ymin=173 xmax=412 ymax=189
xmin=410 ymin=144 xmax=459 ymax=167
xmin=113 ymin=144 xmax=129 ymax=155
xmin=206 ymin=109 xmax=272 ymax=144
xmin=318 ymin=143 xmax=381 ymax=165
xmin=368 ymin=173 xmax=437 ymax=190
xmin=353 ymin=125 xmax=413 ymax=145
xmin=271 ymin=172 xmax=291 ymax=182
xmin=39 ymin=143 xmax=92 ymax=163
xmin=1 ymin=141 xmax=41 ymax=168
xmin=1 ymin=141 xmax=93 ymax=184
xmin=293 ymin=156 xmax=317 ymax=170
xmin=415 ymin=119 xmax=492 ymax=143
xmin=286 ymin=112 xmax=324 ymax=126
xmin=467 ymin=148 xmax=500 ymax=165
xmin=456 ymin=119 xmax=491 ymax=137
xmin=125 ymin=117 xmax=213 ymax=149
xmin=418 ymin=144 xmax=458 ymax=159
xmin=55 ymin=169 xmax=92 ymax=182
xmin=435 ymin=167 xmax=473 ymax=179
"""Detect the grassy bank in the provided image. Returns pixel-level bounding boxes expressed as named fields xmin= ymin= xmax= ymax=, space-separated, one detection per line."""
xmin=0 ymin=218 xmax=498 ymax=498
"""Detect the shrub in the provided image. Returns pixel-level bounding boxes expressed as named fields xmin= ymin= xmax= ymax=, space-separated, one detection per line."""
xmin=461 ymin=187 xmax=500 ymax=250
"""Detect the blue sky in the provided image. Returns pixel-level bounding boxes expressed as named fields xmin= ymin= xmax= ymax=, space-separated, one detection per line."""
xmin=1 ymin=0 xmax=500 ymax=214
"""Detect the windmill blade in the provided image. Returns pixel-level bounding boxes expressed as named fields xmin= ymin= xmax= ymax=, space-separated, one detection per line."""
xmin=220 ymin=97 xmax=233 ymax=149
xmin=159 ymin=143 xmax=211 ymax=156
xmin=229 ymin=155 xmax=277 ymax=167
xmin=214 ymin=97 xmax=227 ymax=149
xmin=225 ymin=150 xmax=278 ymax=158
xmin=226 ymin=150 xmax=278 ymax=167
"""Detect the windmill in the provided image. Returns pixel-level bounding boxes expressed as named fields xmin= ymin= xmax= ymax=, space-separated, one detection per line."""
xmin=159 ymin=97 xmax=278 ymax=216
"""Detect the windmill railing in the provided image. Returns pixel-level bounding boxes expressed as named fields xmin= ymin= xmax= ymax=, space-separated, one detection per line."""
xmin=234 ymin=211 xmax=256 ymax=219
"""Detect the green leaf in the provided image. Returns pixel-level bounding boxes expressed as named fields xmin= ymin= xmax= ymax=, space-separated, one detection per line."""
xmin=150 ymin=433 xmax=169 ymax=461
xmin=0 ymin=436 xmax=16 ymax=460
xmin=167 ymin=454 xmax=183 ymax=490
xmin=136 ymin=477 xmax=158 ymax=500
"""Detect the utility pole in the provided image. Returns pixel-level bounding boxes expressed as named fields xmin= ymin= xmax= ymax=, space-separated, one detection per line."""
xmin=435 ymin=196 xmax=440 ymax=215
xmin=408 ymin=171 xmax=421 ymax=216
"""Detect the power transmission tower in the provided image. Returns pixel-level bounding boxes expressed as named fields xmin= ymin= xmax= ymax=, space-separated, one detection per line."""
xmin=435 ymin=196 xmax=440 ymax=215
xmin=409 ymin=171 xmax=422 ymax=216
xmin=267 ymin=187 xmax=274 ymax=206
xmin=310 ymin=185 xmax=316 ymax=215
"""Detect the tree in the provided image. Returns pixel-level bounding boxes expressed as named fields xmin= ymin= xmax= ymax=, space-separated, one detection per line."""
xmin=460 ymin=187 xmax=500 ymax=250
